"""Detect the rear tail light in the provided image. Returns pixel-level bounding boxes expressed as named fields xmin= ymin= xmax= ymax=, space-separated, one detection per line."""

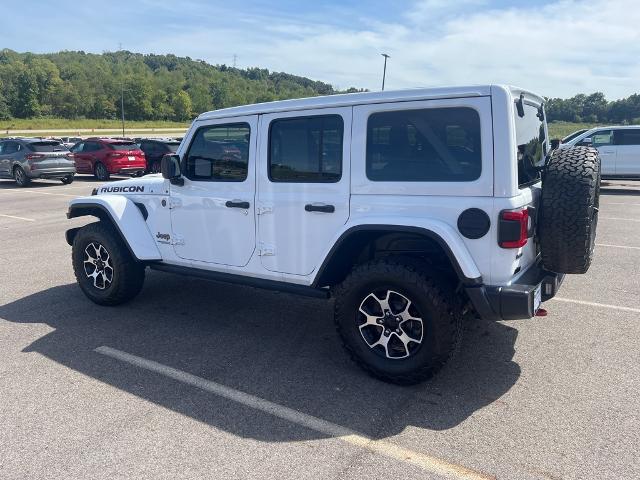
xmin=25 ymin=153 xmax=45 ymax=160
xmin=66 ymin=153 xmax=74 ymax=159
xmin=498 ymin=209 xmax=530 ymax=248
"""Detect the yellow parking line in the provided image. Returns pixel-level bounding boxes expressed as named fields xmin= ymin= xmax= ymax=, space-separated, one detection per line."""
xmin=96 ymin=346 xmax=494 ymax=480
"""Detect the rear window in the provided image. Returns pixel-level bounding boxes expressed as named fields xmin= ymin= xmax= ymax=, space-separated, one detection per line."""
xmin=108 ymin=142 xmax=138 ymax=151
xmin=27 ymin=141 xmax=68 ymax=152
xmin=515 ymin=102 xmax=548 ymax=187
xmin=366 ymin=107 xmax=482 ymax=182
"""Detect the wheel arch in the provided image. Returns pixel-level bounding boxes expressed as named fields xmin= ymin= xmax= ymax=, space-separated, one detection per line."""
xmin=312 ymin=224 xmax=483 ymax=288
xmin=66 ymin=197 xmax=161 ymax=261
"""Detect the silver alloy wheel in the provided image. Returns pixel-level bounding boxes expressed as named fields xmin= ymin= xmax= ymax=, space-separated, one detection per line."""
xmin=83 ymin=242 xmax=114 ymax=290
xmin=14 ymin=168 xmax=26 ymax=184
xmin=357 ymin=289 xmax=424 ymax=359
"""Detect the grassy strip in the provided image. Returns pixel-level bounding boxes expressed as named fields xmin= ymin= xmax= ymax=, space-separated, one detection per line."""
xmin=0 ymin=118 xmax=190 ymax=131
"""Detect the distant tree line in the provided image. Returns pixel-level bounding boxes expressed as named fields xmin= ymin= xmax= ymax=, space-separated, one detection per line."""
xmin=0 ymin=49 xmax=363 ymax=122
xmin=545 ymin=92 xmax=640 ymax=124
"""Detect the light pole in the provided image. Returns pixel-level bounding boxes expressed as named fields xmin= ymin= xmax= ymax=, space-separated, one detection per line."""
xmin=381 ymin=53 xmax=390 ymax=91
xmin=121 ymin=81 xmax=125 ymax=137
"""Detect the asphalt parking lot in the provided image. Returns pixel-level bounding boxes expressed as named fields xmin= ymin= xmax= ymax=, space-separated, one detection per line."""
xmin=0 ymin=177 xmax=638 ymax=480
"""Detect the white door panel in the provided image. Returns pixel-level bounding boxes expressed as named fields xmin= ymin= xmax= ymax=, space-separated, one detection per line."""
xmin=615 ymin=145 xmax=640 ymax=175
xmin=170 ymin=115 xmax=257 ymax=267
xmin=257 ymin=108 xmax=352 ymax=276
xmin=598 ymin=146 xmax=617 ymax=175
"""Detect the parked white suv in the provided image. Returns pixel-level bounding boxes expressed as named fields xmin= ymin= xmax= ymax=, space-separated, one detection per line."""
xmin=561 ymin=125 xmax=640 ymax=178
xmin=66 ymin=86 xmax=601 ymax=384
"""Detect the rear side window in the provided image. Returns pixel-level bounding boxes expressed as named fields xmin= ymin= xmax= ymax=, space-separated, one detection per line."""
xmin=184 ymin=123 xmax=250 ymax=182
xmin=166 ymin=142 xmax=180 ymax=152
xmin=27 ymin=141 xmax=68 ymax=152
xmin=269 ymin=115 xmax=343 ymax=183
xmin=615 ymin=129 xmax=640 ymax=146
xmin=366 ymin=107 xmax=481 ymax=182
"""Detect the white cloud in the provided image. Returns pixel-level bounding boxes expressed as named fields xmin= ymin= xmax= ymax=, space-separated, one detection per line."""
xmin=136 ymin=0 xmax=640 ymax=98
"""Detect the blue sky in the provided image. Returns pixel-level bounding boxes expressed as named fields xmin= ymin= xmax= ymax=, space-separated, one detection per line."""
xmin=3 ymin=0 xmax=639 ymax=98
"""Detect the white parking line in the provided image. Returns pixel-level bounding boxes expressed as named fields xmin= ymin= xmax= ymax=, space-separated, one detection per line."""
xmin=0 ymin=189 xmax=77 ymax=198
xmin=553 ymin=298 xmax=640 ymax=314
xmin=95 ymin=346 xmax=492 ymax=480
xmin=0 ymin=213 xmax=35 ymax=222
xmin=600 ymin=217 xmax=640 ymax=223
xmin=601 ymin=202 xmax=640 ymax=207
xmin=596 ymin=243 xmax=640 ymax=250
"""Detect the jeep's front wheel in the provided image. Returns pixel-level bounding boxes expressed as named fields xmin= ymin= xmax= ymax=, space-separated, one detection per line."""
xmin=333 ymin=258 xmax=462 ymax=385
xmin=72 ymin=222 xmax=145 ymax=305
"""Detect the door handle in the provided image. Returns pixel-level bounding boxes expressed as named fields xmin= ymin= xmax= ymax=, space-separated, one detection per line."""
xmin=225 ymin=200 xmax=250 ymax=209
xmin=602 ymin=150 xmax=615 ymax=154
xmin=305 ymin=203 xmax=335 ymax=213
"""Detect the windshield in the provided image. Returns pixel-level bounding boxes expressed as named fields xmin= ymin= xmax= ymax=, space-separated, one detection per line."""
xmin=108 ymin=142 xmax=138 ymax=151
xmin=515 ymin=102 xmax=548 ymax=187
xmin=27 ymin=141 xmax=69 ymax=152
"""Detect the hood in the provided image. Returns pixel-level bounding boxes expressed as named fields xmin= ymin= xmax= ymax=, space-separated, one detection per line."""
xmin=95 ymin=174 xmax=167 ymax=196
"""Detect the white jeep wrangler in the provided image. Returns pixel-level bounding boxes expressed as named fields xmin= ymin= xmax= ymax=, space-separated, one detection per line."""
xmin=66 ymin=86 xmax=600 ymax=384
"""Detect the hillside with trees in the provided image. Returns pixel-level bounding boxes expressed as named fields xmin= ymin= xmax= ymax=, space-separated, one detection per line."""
xmin=2 ymin=49 xmax=640 ymax=126
xmin=0 ymin=49 xmax=361 ymax=122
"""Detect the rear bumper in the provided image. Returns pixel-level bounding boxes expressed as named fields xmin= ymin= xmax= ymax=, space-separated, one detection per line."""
xmin=465 ymin=261 xmax=564 ymax=321
xmin=111 ymin=166 xmax=145 ymax=175
xmin=28 ymin=167 xmax=76 ymax=179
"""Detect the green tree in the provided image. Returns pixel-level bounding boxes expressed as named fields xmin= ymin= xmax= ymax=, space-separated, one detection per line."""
xmin=15 ymin=70 xmax=40 ymax=117
xmin=172 ymin=90 xmax=192 ymax=121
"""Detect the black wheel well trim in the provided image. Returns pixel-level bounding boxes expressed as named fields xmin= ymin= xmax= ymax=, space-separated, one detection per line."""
xmin=311 ymin=224 xmax=483 ymax=288
xmin=66 ymin=203 xmax=141 ymax=261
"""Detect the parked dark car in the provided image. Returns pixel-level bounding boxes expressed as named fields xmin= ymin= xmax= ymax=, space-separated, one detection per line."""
xmin=137 ymin=138 xmax=181 ymax=173
xmin=0 ymin=138 xmax=75 ymax=187
xmin=70 ymin=138 xmax=146 ymax=180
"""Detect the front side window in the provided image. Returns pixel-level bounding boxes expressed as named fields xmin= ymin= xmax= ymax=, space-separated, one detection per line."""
xmin=269 ymin=115 xmax=343 ymax=183
xmin=591 ymin=130 xmax=613 ymax=146
xmin=184 ymin=123 xmax=250 ymax=182
xmin=615 ymin=129 xmax=640 ymax=146
xmin=366 ymin=107 xmax=482 ymax=182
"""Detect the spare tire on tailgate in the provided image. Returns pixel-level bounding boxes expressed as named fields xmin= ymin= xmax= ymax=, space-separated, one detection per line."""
xmin=539 ymin=146 xmax=601 ymax=274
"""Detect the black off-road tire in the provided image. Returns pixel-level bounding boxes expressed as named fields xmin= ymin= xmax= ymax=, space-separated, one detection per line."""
xmin=61 ymin=174 xmax=74 ymax=185
xmin=539 ymin=146 xmax=601 ymax=274
xmin=333 ymin=257 xmax=462 ymax=385
xmin=72 ymin=222 xmax=145 ymax=306
xmin=94 ymin=162 xmax=110 ymax=181
xmin=14 ymin=166 xmax=31 ymax=187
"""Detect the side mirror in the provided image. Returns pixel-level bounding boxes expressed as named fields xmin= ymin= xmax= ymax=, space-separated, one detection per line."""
xmin=161 ymin=154 xmax=184 ymax=186
xmin=550 ymin=138 xmax=561 ymax=150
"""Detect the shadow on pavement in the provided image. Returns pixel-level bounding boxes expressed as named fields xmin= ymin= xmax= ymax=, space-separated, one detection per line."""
xmin=0 ymin=271 xmax=520 ymax=441
xmin=600 ymin=181 xmax=640 ymax=196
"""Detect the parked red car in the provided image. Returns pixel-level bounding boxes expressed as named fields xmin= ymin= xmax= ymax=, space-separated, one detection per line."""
xmin=70 ymin=138 xmax=146 ymax=180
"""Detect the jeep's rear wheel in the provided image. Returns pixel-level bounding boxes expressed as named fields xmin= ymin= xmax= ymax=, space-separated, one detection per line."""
xmin=72 ymin=222 xmax=145 ymax=305
xmin=333 ymin=258 xmax=462 ymax=385
xmin=539 ymin=146 xmax=601 ymax=274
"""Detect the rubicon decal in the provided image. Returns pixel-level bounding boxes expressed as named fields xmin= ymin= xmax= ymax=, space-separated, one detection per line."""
xmin=99 ymin=185 xmax=145 ymax=194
